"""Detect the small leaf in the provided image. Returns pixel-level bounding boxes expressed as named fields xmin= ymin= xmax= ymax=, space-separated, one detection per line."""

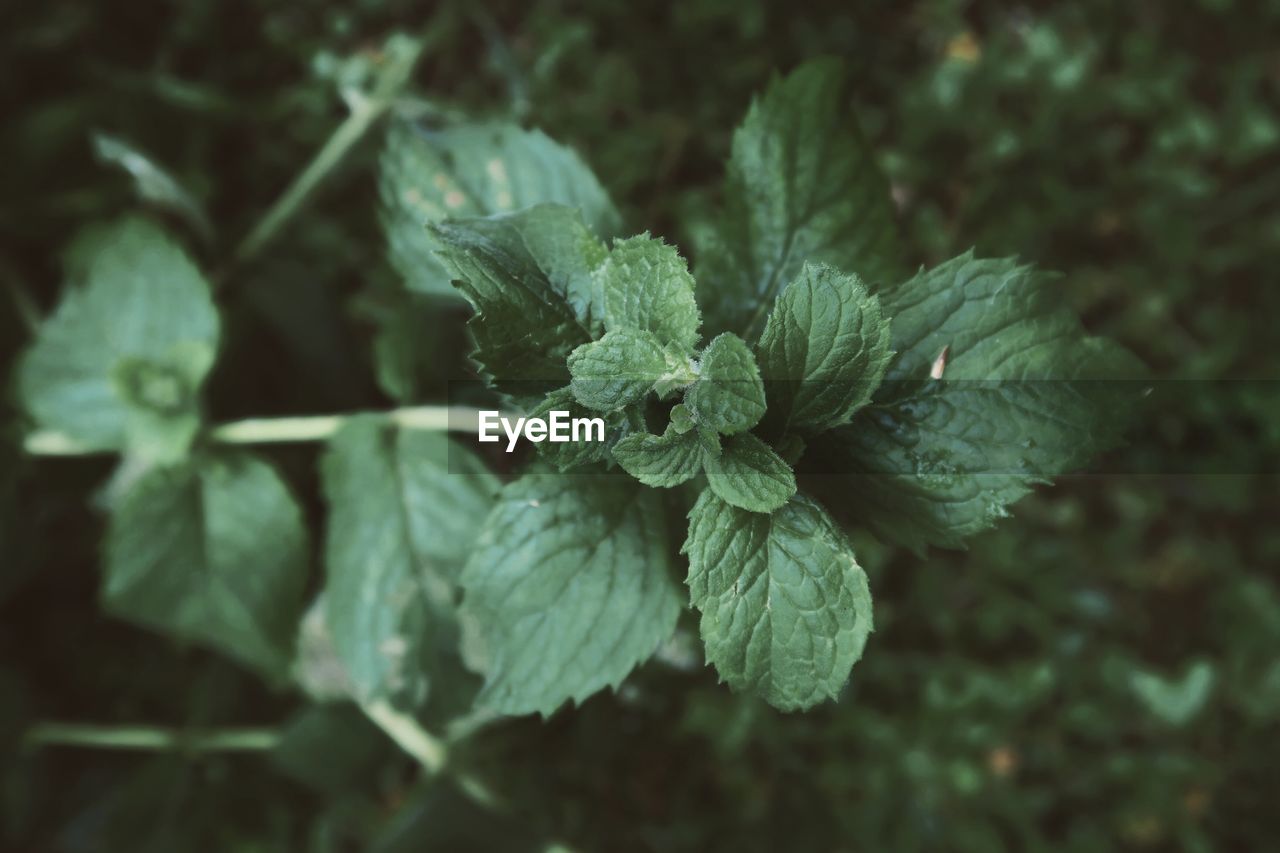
xmin=322 ymin=417 xmax=498 ymax=709
xmin=685 ymin=333 xmax=766 ymax=435
xmin=599 ymin=234 xmax=701 ymax=351
xmin=612 ymin=424 xmax=711 ymax=487
xmin=683 ymin=491 xmax=874 ymax=710
xmin=381 ymin=120 xmax=620 ymax=299
xmin=461 ymin=474 xmax=682 ymax=716
xmin=669 ymin=404 xmax=695 ymax=434
xmin=104 ymin=452 xmax=308 ymax=678
xmin=696 ymin=58 xmax=902 ymax=339
xmin=18 ymin=217 xmax=219 ymax=462
xmin=1131 ymin=660 xmax=1215 ymax=726
xmin=703 ymin=433 xmax=796 ymax=513
xmin=756 ymin=262 xmax=893 ymax=435
xmin=568 ymin=328 xmax=668 ymax=411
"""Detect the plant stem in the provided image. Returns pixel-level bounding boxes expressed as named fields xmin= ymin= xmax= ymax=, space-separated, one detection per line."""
xmin=361 ymin=700 xmax=448 ymax=773
xmin=231 ymin=33 xmax=428 ymax=266
xmin=23 ymin=405 xmax=509 ymax=457
xmin=23 ymin=722 xmax=280 ymax=752
xmin=361 ymin=701 xmax=503 ymax=811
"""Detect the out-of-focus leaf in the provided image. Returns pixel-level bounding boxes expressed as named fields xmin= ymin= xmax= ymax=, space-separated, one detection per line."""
xmin=322 ymin=417 xmax=497 ymax=712
xmin=92 ymin=131 xmax=212 ymax=242
xmin=18 ymin=217 xmax=219 ymax=463
xmin=381 ymin=120 xmax=620 ymax=299
xmin=104 ymin=452 xmax=308 ymax=679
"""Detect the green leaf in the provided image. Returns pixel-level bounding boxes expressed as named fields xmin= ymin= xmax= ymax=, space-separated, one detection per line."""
xmin=568 ymin=328 xmax=668 ymax=411
xmin=1131 ymin=660 xmax=1215 ymax=726
xmin=527 ymin=387 xmax=641 ymax=471
xmin=685 ymin=333 xmax=766 ymax=434
xmin=669 ymin=403 xmax=695 ymax=434
xmin=812 ymin=253 xmax=1144 ymax=550
xmin=432 ymin=212 xmax=593 ymax=401
xmin=461 ymin=474 xmax=682 ymax=716
xmin=878 ymin=252 xmax=1136 ymax=383
xmin=696 ymin=58 xmax=902 ymax=340
xmin=103 ymin=452 xmax=308 ymax=678
xmin=612 ymin=424 xmax=713 ymax=487
xmin=18 ymin=217 xmax=219 ymax=462
xmin=322 ymin=417 xmax=498 ymax=708
xmin=683 ymin=491 xmax=873 ymax=711
xmin=93 ymin=132 xmax=213 ymax=243
xmin=599 ymin=234 xmax=701 ymax=351
xmin=703 ymin=433 xmax=796 ymax=513
xmin=450 ymin=204 xmax=611 ymax=330
xmin=381 ymin=120 xmax=620 ymax=299
xmin=756 ymin=262 xmax=893 ymax=435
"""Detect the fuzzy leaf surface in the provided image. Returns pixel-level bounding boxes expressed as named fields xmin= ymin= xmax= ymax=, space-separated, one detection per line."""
xmin=599 ymin=235 xmax=701 ymax=351
xmin=703 ymin=433 xmax=796 ymax=513
xmin=756 ymin=262 xmax=893 ymax=435
xmin=612 ymin=425 xmax=712 ymax=487
xmin=568 ymin=329 xmax=668 ymax=411
xmin=683 ymin=492 xmax=873 ymax=710
xmin=685 ymin=333 xmax=766 ymax=435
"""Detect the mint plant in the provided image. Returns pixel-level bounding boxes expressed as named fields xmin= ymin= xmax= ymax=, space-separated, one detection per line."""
xmin=14 ymin=56 xmax=1138 ymax=738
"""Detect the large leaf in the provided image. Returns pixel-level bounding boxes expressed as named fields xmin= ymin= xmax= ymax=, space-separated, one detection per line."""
xmin=460 ymin=474 xmax=682 ymax=716
xmin=381 ymin=120 xmax=620 ymax=299
xmin=322 ymin=417 xmax=498 ymax=709
xmin=432 ymin=210 xmax=596 ymax=400
xmin=810 ymin=252 xmax=1144 ymax=550
xmin=18 ymin=217 xmax=219 ymax=462
xmin=695 ymin=58 xmax=901 ymax=341
xmin=683 ymin=491 xmax=874 ymax=711
xmin=756 ymin=262 xmax=893 ymax=436
xmin=103 ymin=453 xmax=308 ymax=678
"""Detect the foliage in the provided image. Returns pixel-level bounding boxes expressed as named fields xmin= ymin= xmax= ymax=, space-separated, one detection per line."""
xmin=2 ymin=1 xmax=1276 ymax=850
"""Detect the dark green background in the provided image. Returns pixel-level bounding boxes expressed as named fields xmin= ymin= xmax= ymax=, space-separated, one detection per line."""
xmin=2 ymin=1 xmax=1278 ymax=850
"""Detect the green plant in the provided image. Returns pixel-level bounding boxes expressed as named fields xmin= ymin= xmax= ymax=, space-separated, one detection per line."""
xmin=7 ymin=2 xmax=1279 ymax=850
xmin=15 ymin=56 xmax=1138 ymax=732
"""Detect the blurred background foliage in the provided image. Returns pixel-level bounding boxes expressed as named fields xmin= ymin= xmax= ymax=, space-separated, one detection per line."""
xmin=2 ymin=0 xmax=1278 ymax=850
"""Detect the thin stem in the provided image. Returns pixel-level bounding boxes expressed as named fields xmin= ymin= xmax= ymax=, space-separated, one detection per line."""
xmin=231 ymin=33 xmax=428 ymax=266
xmin=361 ymin=701 xmax=502 ymax=810
xmin=24 ymin=722 xmax=280 ymax=752
xmin=23 ymin=405 xmax=510 ymax=457
xmin=361 ymin=700 xmax=448 ymax=773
